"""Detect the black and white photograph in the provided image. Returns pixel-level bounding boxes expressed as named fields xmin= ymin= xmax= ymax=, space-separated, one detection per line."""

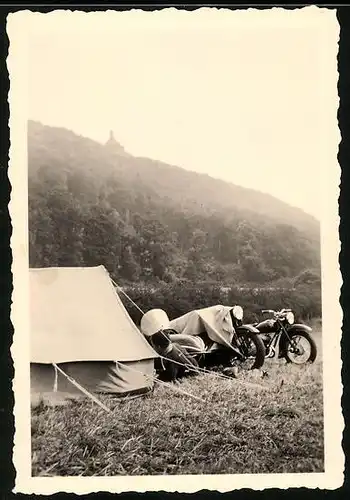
xmin=7 ymin=6 xmax=343 ymax=494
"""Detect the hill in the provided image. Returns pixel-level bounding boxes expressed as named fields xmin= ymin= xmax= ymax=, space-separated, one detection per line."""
xmin=27 ymin=120 xmax=320 ymax=285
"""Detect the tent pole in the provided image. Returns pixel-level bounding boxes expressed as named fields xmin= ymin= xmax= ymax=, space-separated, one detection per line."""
xmin=53 ymin=364 xmax=58 ymax=392
xmin=52 ymin=364 xmax=111 ymax=413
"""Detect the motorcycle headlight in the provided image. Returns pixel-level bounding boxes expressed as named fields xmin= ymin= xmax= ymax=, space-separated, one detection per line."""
xmin=286 ymin=311 xmax=295 ymax=325
xmin=232 ymin=305 xmax=244 ymax=321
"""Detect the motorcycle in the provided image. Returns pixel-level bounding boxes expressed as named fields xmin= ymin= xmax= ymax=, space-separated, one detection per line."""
xmin=166 ymin=305 xmax=266 ymax=372
xmin=253 ymin=308 xmax=317 ymax=365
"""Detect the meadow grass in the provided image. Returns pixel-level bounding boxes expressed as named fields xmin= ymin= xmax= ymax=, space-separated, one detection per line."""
xmin=31 ymin=331 xmax=324 ymax=476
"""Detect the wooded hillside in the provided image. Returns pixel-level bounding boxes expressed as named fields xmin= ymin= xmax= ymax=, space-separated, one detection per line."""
xmin=28 ymin=120 xmax=321 ymax=287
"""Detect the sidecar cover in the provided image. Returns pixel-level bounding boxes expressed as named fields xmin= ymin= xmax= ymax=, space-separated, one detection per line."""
xmin=168 ymin=305 xmax=235 ymax=348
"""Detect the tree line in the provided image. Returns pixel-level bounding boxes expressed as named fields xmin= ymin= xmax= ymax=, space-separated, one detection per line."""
xmin=28 ymin=161 xmax=320 ymax=287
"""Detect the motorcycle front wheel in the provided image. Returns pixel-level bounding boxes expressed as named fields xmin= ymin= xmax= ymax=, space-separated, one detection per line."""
xmin=233 ymin=331 xmax=266 ymax=370
xmin=284 ymin=331 xmax=317 ymax=365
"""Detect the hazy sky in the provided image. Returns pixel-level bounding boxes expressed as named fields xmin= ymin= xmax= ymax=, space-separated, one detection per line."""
xmin=15 ymin=8 xmax=339 ymax=219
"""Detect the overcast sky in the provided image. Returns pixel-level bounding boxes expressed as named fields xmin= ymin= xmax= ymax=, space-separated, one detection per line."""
xmin=13 ymin=7 xmax=339 ymax=219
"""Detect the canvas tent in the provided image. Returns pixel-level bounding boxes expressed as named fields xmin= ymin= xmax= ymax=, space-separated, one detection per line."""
xmin=30 ymin=265 xmax=158 ymax=403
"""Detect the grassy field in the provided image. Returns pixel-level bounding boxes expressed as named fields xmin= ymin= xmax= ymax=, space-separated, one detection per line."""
xmin=31 ymin=330 xmax=324 ymax=476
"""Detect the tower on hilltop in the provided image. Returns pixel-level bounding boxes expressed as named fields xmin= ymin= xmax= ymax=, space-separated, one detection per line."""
xmin=106 ymin=130 xmax=117 ymax=147
xmin=105 ymin=130 xmax=127 ymax=155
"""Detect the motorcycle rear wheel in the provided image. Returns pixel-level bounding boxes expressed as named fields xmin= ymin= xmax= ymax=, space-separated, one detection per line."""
xmin=233 ymin=331 xmax=266 ymax=370
xmin=284 ymin=331 xmax=317 ymax=364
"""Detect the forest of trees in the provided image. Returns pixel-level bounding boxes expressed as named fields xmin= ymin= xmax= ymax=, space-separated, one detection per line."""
xmin=27 ymin=121 xmax=322 ymax=319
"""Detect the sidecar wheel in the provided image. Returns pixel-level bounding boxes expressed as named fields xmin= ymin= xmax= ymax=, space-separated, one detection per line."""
xmin=234 ymin=331 xmax=266 ymax=370
xmin=284 ymin=331 xmax=317 ymax=364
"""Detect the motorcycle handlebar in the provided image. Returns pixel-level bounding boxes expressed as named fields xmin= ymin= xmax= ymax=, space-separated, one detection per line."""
xmin=261 ymin=308 xmax=293 ymax=315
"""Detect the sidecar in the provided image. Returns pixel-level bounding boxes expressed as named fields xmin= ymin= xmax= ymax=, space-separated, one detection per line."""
xmin=140 ymin=305 xmax=264 ymax=375
xmin=140 ymin=309 xmax=203 ymax=380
